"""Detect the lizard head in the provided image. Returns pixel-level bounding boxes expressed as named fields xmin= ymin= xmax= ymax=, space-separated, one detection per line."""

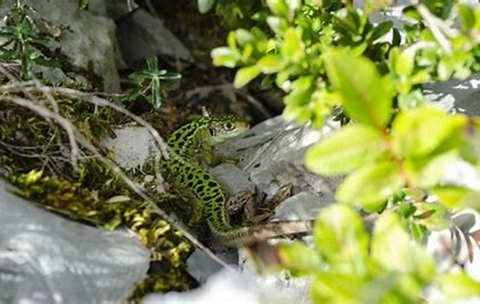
xmin=207 ymin=115 xmax=250 ymax=145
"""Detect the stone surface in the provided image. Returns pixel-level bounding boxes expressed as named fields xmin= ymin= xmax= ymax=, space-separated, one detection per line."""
xmin=113 ymin=7 xmax=193 ymax=67
xmin=0 ymin=179 xmax=150 ymax=303
xmin=209 ymin=163 xmax=256 ymax=195
xmin=103 ymin=125 xmax=158 ymax=171
xmin=143 ymin=268 xmax=308 ymax=304
xmin=426 ymin=72 xmax=480 ymax=116
xmin=0 ymin=0 xmax=121 ymax=92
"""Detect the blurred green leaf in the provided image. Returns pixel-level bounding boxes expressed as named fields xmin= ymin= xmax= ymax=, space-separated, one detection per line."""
xmin=314 ymin=205 xmax=369 ymax=274
xmin=457 ymin=3 xmax=475 ymax=30
xmin=284 ymin=76 xmax=314 ymax=105
xmin=257 ymin=54 xmax=284 ymax=73
xmin=390 ymin=47 xmax=416 ymax=78
xmin=235 ymin=29 xmax=255 ymax=47
xmin=312 ymin=273 xmax=367 ymax=303
xmin=266 ymin=16 xmax=288 ymax=35
xmin=305 ymin=124 xmax=385 ymax=175
xmin=78 ymin=0 xmax=89 ymax=9
xmin=392 ymin=28 xmax=401 ymax=46
xmin=440 ymin=272 xmax=480 ymax=300
xmin=285 ymin=0 xmax=301 ymax=17
xmin=281 ymin=28 xmax=305 ymax=63
xmin=266 ymin=0 xmax=289 ymax=17
xmin=405 ymin=151 xmax=459 ymax=188
xmin=198 ymin=0 xmax=215 ymax=13
xmin=211 ymin=47 xmax=240 ymax=68
xmin=234 ymin=65 xmax=261 ymax=88
xmin=371 ymin=212 xmax=436 ymax=278
xmin=403 ymin=6 xmax=422 ymax=20
xmin=412 ymin=203 xmax=451 ymax=231
xmin=432 ymin=186 xmax=480 ymax=209
xmin=392 ymin=106 xmax=467 ymax=158
xmin=336 ymin=162 xmax=404 ymax=211
xmin=278 ymin=242 xmax=323 ymax=275
xmin=324 ymin=51 xmax=394 ymax=129
xmin=370 ymin=21 xmax=393 ymax=41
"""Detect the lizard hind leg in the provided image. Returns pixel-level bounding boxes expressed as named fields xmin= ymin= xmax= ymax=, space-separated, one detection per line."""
xmin=244 ymin=183 xmax=294 ymax=225
xmin=226 ymin=190 xmax=254 ymax=215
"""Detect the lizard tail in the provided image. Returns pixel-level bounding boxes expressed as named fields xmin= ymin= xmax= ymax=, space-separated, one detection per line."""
xmin=211 ymin=220 xmax=315 ymax=247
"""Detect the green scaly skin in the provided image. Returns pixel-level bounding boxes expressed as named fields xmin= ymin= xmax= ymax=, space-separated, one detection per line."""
xmin=167 ymin=115 xmax=248 ymax=162
xmin=162 ymin=116 xmax=314 ymax=247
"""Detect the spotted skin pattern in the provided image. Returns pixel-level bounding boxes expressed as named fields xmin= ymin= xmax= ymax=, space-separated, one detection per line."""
xmin=167 ymin=115 xmax=248 ymax=162
xmin=161 ymin=116 xmax=314 ymax=246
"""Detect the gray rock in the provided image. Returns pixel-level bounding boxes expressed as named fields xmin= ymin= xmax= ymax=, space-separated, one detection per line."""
xmin=426 ymin=72 xmax=480 ymax=116
xmin=143 ymin=268 xmax=309 ymax=304
xmin=0 ymin=179 xmax=150 ymax=303
xmin=0 ymin=0 xmax=121 ymax=92
xmin=209 ymin=163 xmax=256 ymax=195
xmin=273 ymin=192 xmax=327 ymax=221
xmin=103 ymin=125 xmax=158 ymax=171
xmin=113 ymin=8 xmax=193 ymax=67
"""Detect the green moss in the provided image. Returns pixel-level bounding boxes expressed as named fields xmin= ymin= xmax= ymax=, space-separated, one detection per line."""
xmin=128 ymin=269 xmax=198 ymax=302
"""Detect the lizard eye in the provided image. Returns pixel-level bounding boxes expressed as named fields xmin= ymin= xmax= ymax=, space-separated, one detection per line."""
xmin=224 ymin=122 xmax=235 ymax=130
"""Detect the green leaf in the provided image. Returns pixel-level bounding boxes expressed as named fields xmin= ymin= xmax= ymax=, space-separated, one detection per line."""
xmin=234 ymin=65 xmax=261 ymax=88
xmin=405 ymin=151 xmax=459 ymax=188
xmin=392 ymin=106 xmax=467 ymax=158
xmin=286 ymin=0 xmax=301 ymax=16
xmin=324 ymin=51 xmax=394 ymax=129
xmin=284 ymin=76 xmax=314 ymax=105
xmin=371 ymin=212 xmax=436 ymax=278
xmin=314 ymin=205 xmax=369 ymax=274
xmin=211 ymin=47 xmax=239 ymax=68
xmin=432 ymin=186 xmax=480 ymax=209
xmin=402 ymin=6 xmax=422 ymax=21
xmin=391 ymin=47 xmax=416 ymax=78
xmin=235 ymin=29 xmax=255 ymax=47
xmin=283 ymin=76 xmax=315 ymax=123
xmin=412 ymin=202 xmax=451 ymax=231
xmin=397 ymin=90 xmax=428 ymax=110
xmin=370 ymin=21 xmax=393 ymax=41
xmin=78 ymin=0 xmax=89 ymax=9
xmin=266 ymin=16 xmax=287 ymax=35
xmin=440 ymin=272 xmax=480 ymax=300
xmin=305 ymin=124 xmax=385 ymax=175
xmin=312 ymin=273 xmax=367 ymax=303
xmin=278 ymin=242 xmax=323 ymax=275
xmin=392 ymin=28 xmax=401 ymax=46
xmin=198 ymin=0 xmax=214 ymax=13
xmin=457 ymin=4 xmax=475 ymax=31
xmin=333 ymin=9 xmax=363 ymax=36
xmin=336 ymin=162 xmax=404 ymax=211
xmin=281 ymin=28 xmax=305 ymax=63
xmin=266 ymin=0 xmax=289 ymax=17
xmin=257 ymin=54 xmax=284 ymax=73
xmin=409 ymin=70 xmax=431 ymax=84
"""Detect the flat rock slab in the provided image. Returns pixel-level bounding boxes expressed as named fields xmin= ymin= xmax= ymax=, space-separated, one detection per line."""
xmin=0 ymin=180 xmax=150 ymax=303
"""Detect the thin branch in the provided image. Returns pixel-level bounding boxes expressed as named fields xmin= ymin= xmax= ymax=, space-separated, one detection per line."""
xmin=416 ymin=4 xmax=452 ymax=54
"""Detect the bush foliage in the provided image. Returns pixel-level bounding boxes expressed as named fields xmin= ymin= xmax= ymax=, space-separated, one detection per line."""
xmin=211 ymin=0 xmax=480 ymax=302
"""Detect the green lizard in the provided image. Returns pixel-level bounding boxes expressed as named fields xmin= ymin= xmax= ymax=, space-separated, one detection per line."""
xmin=161 ymin=115 xmax=314 ymax=247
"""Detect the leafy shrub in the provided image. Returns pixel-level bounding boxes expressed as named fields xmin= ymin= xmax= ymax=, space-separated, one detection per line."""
xmin=210 ymin=0 xmax=480 ymax=302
